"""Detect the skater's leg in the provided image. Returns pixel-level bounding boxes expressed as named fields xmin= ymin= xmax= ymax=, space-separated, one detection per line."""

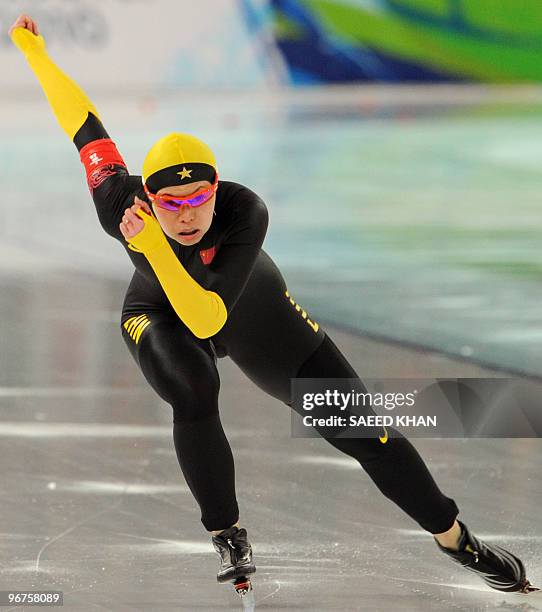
xmin=211 ymin=523 xmax=239 ymax=535
xmin=295 ymin=333 xmax=459 ymax=535
xmin=434 ymin=520 xmax=462 ymax=550
xmin=121 ymin=306 xmax=238 ymax=532
xmin=299 ymin=335 xmax=536 ymax=593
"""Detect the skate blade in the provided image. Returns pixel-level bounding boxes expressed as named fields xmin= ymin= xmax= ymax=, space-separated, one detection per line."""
xmin=499 ymin=586 xmax=542 ymax=611
xmin=233 ymin=577 xmax=255 ymax=611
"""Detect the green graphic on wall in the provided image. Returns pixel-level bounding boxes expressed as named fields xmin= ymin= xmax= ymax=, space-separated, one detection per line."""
xmin=262 ymin=0 xmax=542 ymax=82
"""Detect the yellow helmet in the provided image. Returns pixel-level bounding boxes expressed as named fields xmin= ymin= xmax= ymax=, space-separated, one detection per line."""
xmin=142 ymin=132 xmax=217 ymax=193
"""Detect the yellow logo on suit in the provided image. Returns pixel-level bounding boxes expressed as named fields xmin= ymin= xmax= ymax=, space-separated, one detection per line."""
xmin=123 ymin=314 xmax=151 ymax=344
xmin=285 ymin=291 xmax=319 ymax=333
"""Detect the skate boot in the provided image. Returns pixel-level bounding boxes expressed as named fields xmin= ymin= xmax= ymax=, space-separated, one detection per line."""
xmin=435 ymin=520 xmax=535 ymax=593
xmin=212 ymin=526 xmax=256 ymax=584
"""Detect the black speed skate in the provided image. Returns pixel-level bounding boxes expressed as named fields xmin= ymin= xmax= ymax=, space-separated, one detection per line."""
xmin=212 ymin=526 xmax=256 ymax=584
xmin=435 ymin=520 xmax=536 ymax=593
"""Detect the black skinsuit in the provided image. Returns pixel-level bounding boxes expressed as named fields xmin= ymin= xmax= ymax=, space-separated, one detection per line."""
xmin=74 ymin=113 xmax=459 ymax=534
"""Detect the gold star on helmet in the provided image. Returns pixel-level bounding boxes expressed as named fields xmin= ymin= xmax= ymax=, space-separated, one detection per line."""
xmin=177 ymin=167 xmax=193 ymax=180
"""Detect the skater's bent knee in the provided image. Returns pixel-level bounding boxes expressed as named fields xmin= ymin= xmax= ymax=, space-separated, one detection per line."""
xmin=120 ymin=316 xmax=220 ymax=419
xmin=171 ymin=394 xmax=219 ymax=423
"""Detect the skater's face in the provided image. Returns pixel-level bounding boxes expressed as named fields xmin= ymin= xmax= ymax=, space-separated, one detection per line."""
xmin=151 ymin=181 xmax=216 ymax=246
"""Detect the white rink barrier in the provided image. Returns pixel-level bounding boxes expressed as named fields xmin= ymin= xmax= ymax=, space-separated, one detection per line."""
xmin=0 ymin=0 xmax=285 ymax=91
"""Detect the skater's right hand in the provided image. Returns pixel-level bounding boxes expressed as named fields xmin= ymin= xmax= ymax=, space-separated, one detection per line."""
xmin=9 ymin=14 xmax=46 ymax=55
xmin=120 ymin=199 xmax=150 ymax=241
xmin=121 ymin=197 xmax=168 ymax=254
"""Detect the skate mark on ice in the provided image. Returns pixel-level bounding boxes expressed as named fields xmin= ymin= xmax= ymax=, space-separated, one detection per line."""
xmin=376 ymin=574 xmax=542 ymax=611
xmin=255 ymin=579 xmax=281 ymax=605
xmin=0 ymin=386 xmax=143 ymax=398
xmin=293 ymin=455 xmax=358 ymax=469
xmin=295 ymin=454 xmax=458 ymax=471
xmin=34 ymin=496 xmax=124 ymax=571
xmin=0 ymin=422 xmax=171 ymax=438
xmin=55 ymin=480 xmax=189 ymax=495
xmin=111 ymin=532 xmax=212 ymax=554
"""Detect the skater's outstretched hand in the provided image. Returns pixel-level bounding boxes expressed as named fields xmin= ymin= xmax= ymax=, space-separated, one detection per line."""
xmin=9 ymin=14 xmax=46 ymax=55
xmin=8 ymin=14 xmax=39 ymax=37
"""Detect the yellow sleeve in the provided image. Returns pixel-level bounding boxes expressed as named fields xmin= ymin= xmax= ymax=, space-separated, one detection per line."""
xmin=127 ymin=209 xmax=228 ymax=339
xmin=11 ymin=27 xmax=100 ymax=140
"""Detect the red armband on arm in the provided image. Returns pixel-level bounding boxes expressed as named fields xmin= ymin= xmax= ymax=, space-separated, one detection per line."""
xmin=79 ymin=139 xmax=127 ymax=192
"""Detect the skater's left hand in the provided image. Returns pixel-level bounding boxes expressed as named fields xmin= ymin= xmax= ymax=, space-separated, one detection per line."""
xmin=9 ymin=14 xmax=46 ymax=56
xmin=9 ymin=14 xmax=39 ymax=38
